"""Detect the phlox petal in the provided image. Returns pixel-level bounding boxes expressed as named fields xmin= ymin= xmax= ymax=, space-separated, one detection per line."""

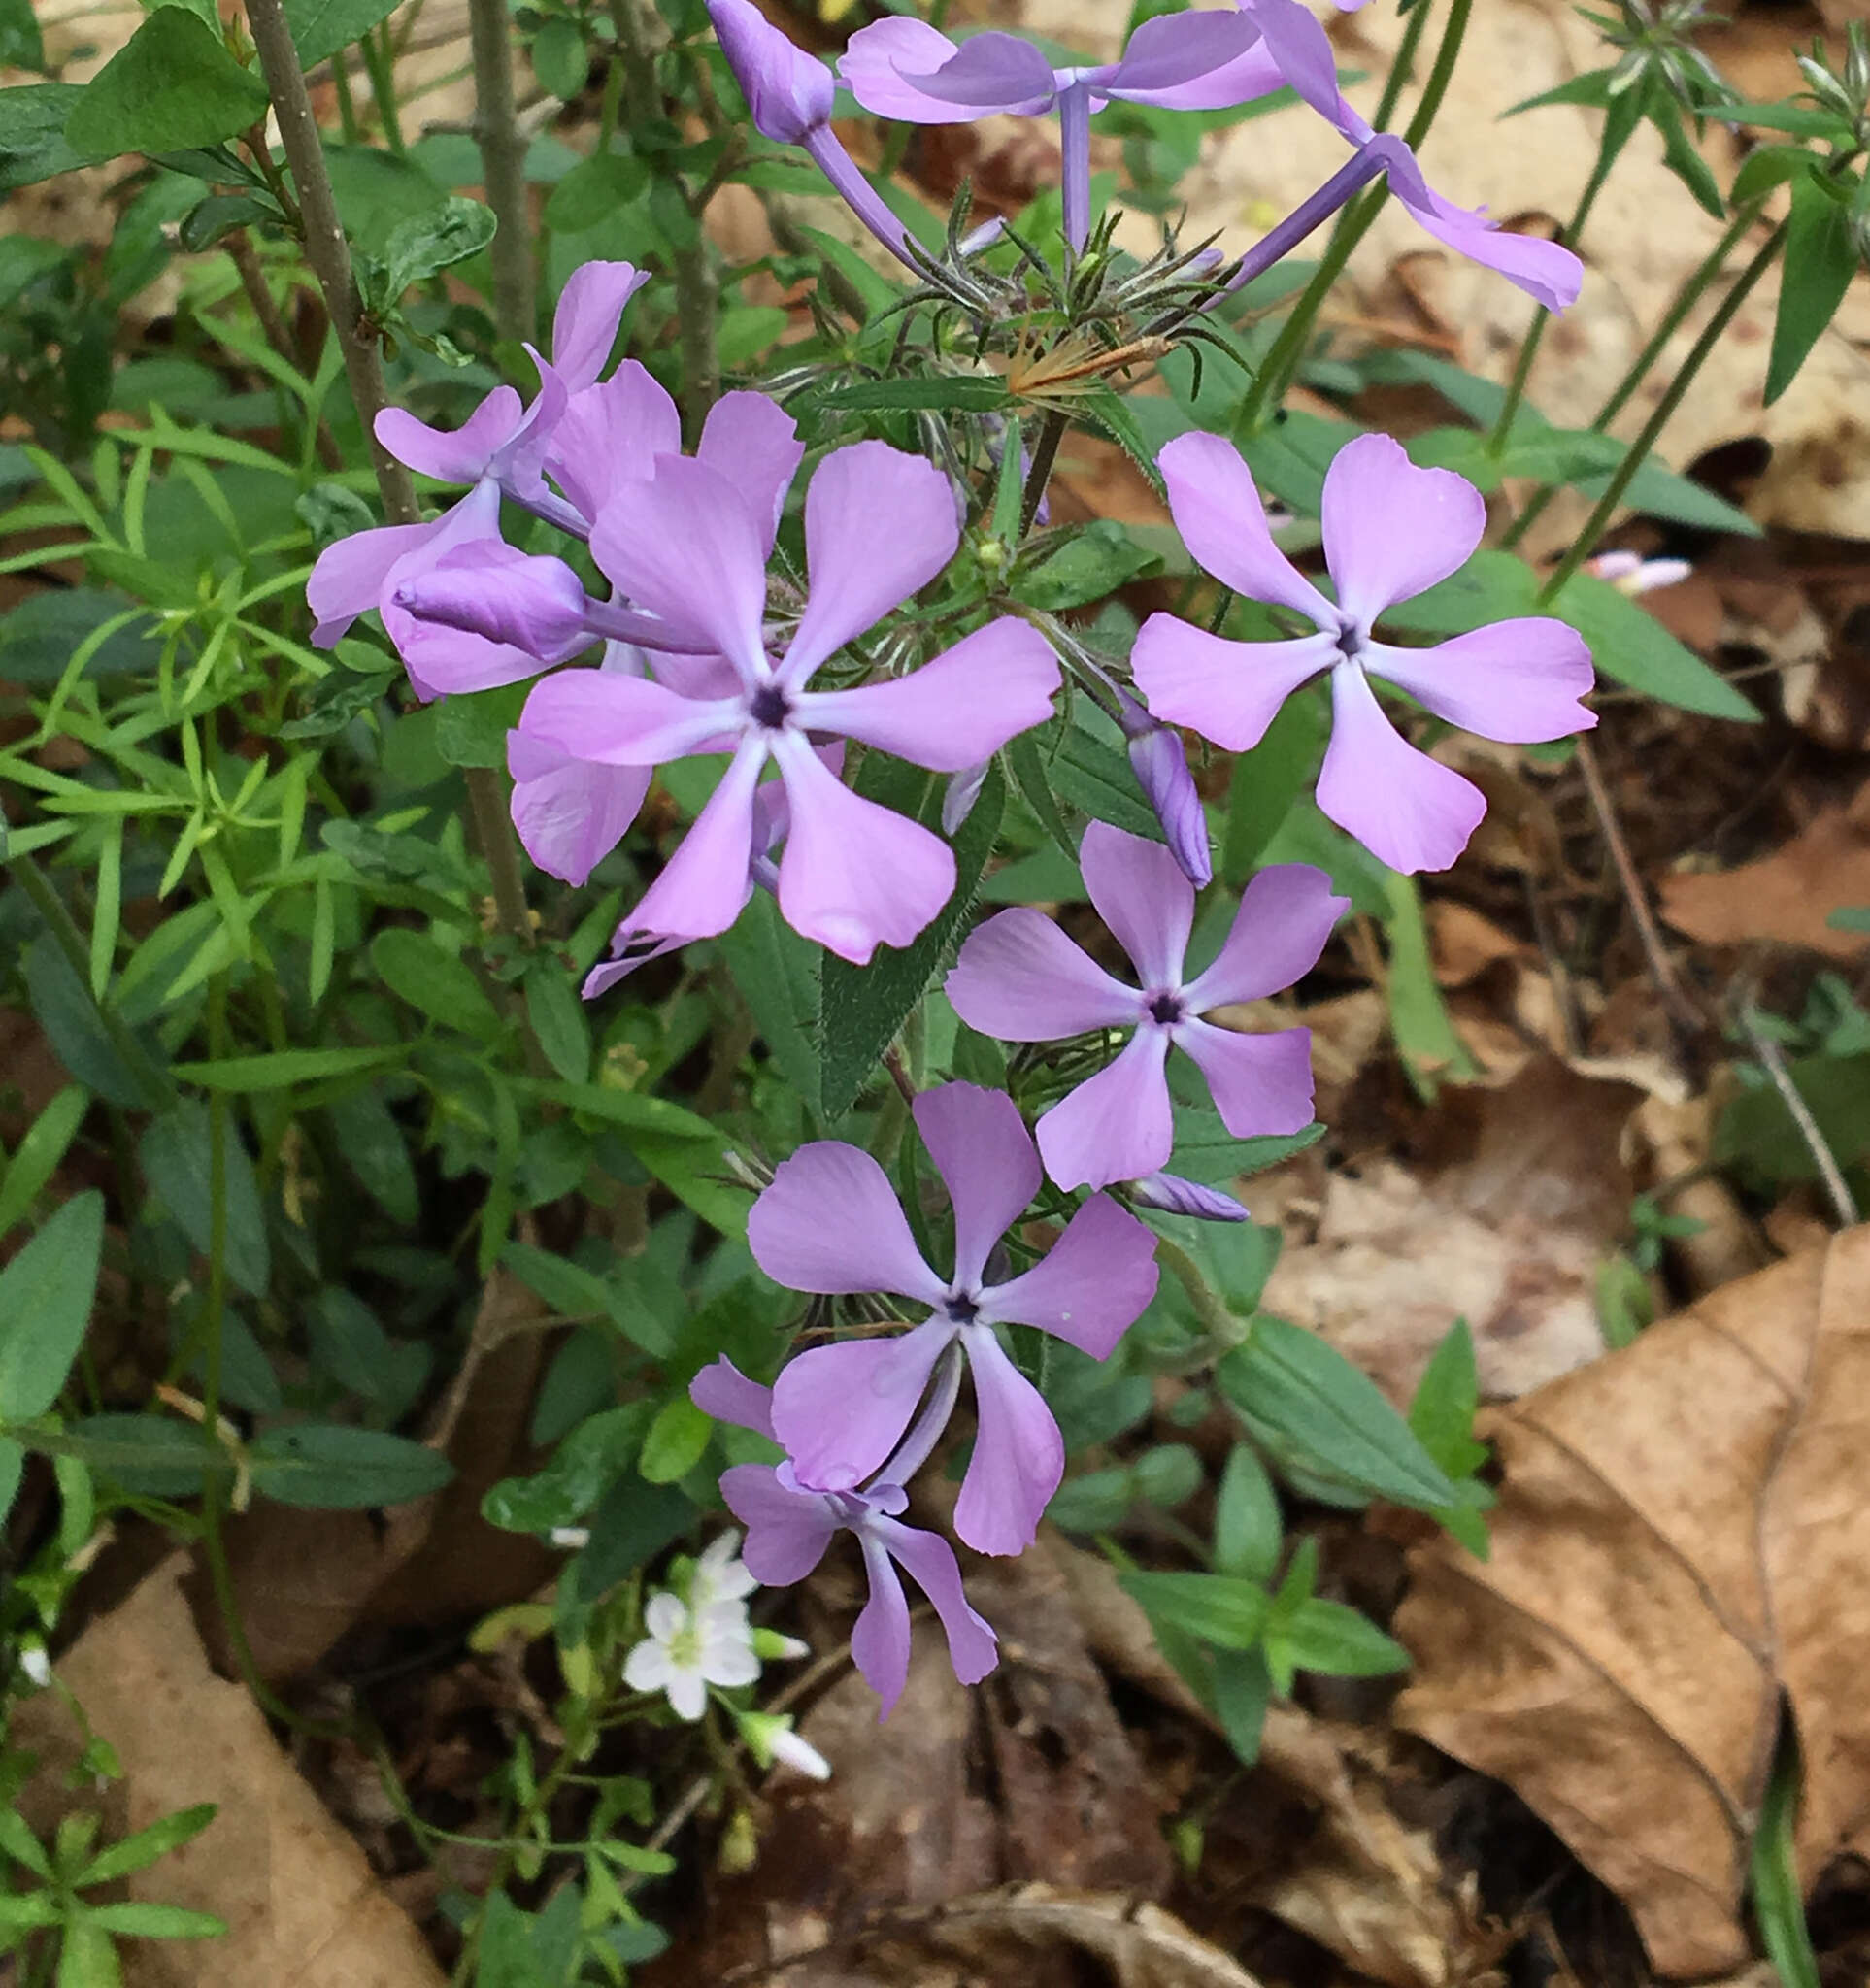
xmin=550 ymin=260 xmax=649 ymax=394
xmin=1316 ymin=662 xmax=1485 ymax=873
xmin=1036 ymin=1028 xmax=1174 ymax=1191
xmin=1157 ymin=431 xmax=1335 ymax=624
xmin=911 ymin=1083 xmax=1042 ymax=1289
xmin=376 ymin=386 xmax=522 ymax=484
xmin=1182 ymin=862 xmax=1346 ymax=1010
xmin=1320 ymin=432 xmax=1485 ymax=622
xmin=770 ymin=1319 xmax=953 ymax=1495
xmin=1365 ymin=621 xmax=1595 ymax=744
xmin=1176 ymin=1020 xmax=1317 ymax=1139
xmin=749 ymin=1142 xmax=945 ymax=1305
xmin=628 ymin=736 xmax=772 ymax=940
xmin=719 ymin=1464 xmax=839 ymax=1584
xmin=946 ymin=910 xmax=1138 ymax=1042
xmin=871 ymin=1517 xmax=998 ymax=1689
xmin=851 ymin=1531 xmax=916 ymax=1715
xmin=954 ymin=1324 xmax=1063 ymax=1555
xmin=507 ymin=733 xmax=651 ymax=885
xmin=1079 ymin=820 xmax=1194 ymax=991
xmin=1132 ymin=617 xmax=1336 ymax=753
xmin=981 ymin=1192 xmax=1159 ymax=1358
xmin=697 ymin=392 xmax=804 ymax=555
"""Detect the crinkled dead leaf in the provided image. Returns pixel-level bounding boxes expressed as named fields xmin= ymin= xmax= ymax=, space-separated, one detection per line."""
xmin=1394 ymin=1226 xmax=1870 ymax=1976
xmin=13 ymin=1557 xmax=445 ymax=1986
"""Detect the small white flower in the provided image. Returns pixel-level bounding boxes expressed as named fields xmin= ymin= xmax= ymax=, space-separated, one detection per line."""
xmin=768 ymin=1728 xmax=833 ymax=1781
xmin=1586 ymin=549 xmax=1692 ymax=597
xmin=691 ymin=1530 xmax=757 ymax=1621
xmin=623 ymin=1591 xmax=759 ymax=1721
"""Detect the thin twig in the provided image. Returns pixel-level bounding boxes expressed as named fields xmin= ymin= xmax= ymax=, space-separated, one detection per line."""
xmin=883 ymin=1044 xmax=918 ymax=1110
xmin=1736 ymin=1003 xmax=1859 ymax=1228
xmin=466 ymin=0 xmax=536 ymax=342
xmin=1573 ymin=734 xmax=1700 ymax=1030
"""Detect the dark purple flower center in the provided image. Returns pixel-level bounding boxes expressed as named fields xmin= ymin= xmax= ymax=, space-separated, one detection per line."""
xmin=1334 ymin=617 xmax=1365 ymax=663
xmin=944 ymin=1292 xmax=981 ymax=1325
xmin=1148 ymin=991 xmax=1185 ymax=1026
xmin=749 ymin=682 xmax=792 ymax=730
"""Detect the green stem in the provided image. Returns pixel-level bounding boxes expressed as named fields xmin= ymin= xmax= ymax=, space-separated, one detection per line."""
xmin=1369 ymin=0 xmax=1431 ymax=133
xmin=1540 ymin=218 xmax=1787 ymax=602
xmin=1154 ymin=1236 xmax=1246 ymax=1355
xmin=331 ymin=45 xmax=359 ymax=145
xmin=1486 ymin=108 xmax=1632 ymax=453
xmin=10 ymin=855 xmax=175 ymax=1112
xmin=1503 ymin=198 xmax=1766 ymax=550
xmin=1237 ymin=0 xmax=1472 ymax=436
xmin=1019 ymin=408 xmax=1068 ymax=538
xmin=360 ymin=21 xmax=407 ymax=155
xmin=466 ymin=0 xmax=537 ymax=343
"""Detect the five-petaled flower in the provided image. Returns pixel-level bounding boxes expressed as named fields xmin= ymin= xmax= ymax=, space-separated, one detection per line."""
xmin=1132 ymin=432 xmax=1596 ymax=875
xmin=947 ymin=823 xmax=1347 ymax=1191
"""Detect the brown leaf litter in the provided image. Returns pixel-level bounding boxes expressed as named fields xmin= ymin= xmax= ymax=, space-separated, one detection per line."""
xmin=1394 ymin=1224 xmax=1870 ymax=1976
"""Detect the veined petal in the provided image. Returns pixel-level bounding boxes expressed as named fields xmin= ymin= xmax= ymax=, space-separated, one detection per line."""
xmin=1321 ymin=432 xmax=1485 ymax=622
xmin=850 ymin=1530 xmax=915 ymax=1715
xmin=719 ymin=1464 xmax=839 ymax=1584
xmin=1182 ymin=862 xmax=1347 ymax=1009
xmin=771 ymin=1319 xmax=954 ymax=1494
xmin=771 ymin=731 xmax=955 ymax=964
xmin=1102 ymin=9 xmax=1260 ymax=107
xmin=517 ymin=670 xmax=744 ymax=766
xmin=980 ymin=1192 xmax=1159 ymax=1358
xmin=1036 ymin=1028 xmax=1173 ymax=1191
xmin=1080 ymin=820 xmax=1194 ymax=991
xmin=911 ymin=1083 xmax=1042 ymax=1290
xmin=691 ymin=1356 xmax=777 ymax=1440
xmin=871 ymin=1516 xmax=999 ymax=1687
xmin=780 ymin=442 xmax=960 ymax=688
xmin=1316 ymin=662 xmax=1485 ymax=874
xmin=698 ymin=392 xmax=804 ymax=556
xmin=376 ymin=386 xmax=522 ymax=483
xmin=946 ymin=909 xmax=1139 ymax=1042
xmin=1236 ymin=0 xmax=1348 ymax=120
xmin=308 ymin=519 xmax=443 ymax=645
xmin=842 ymin=18 xmax=1054 ymax=120
xmin=1175 ymin=1019 xmax=1317 ymax=1139
xmin=1132 ymin=616 xmax=1335 ymax=753
xmin=507 ymin=736 xmax=651 ymax=884
xmin=590 ymin=453 xmax=771 ymax=679
xmin=1365 ymin=621 xmax=1596 ymax=744
xmin=550 ymin=260 xmax=649 ymax=393
xmin=627 ymin=735 xmax=771 ymax=939
xmin=749 ymin=1141 xmax=945 ymax=1303
xmin=1157 ymin=431 xmax=1334 ymax=623
xmin=709 ymin=0 xmax=836 ymax=143
xmin=547 ymin=360 xmax=680 ymax=521
xmin=796 ymin=618 xmax=1059 ymax=771
xmin=954 ymin=1324 xmax=1063 ymax=1555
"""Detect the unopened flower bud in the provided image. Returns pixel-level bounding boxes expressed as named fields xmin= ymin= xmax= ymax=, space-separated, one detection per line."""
xmin=1130 ymin=1172 xmax=1250 ymax=1222
xmin=1116 ymin=692 xmax=1211 ymax=886
xmin=708 ymin=0 xmax=835 ymax=143
xmin=394 ymin=550 xmax=592 ymax=662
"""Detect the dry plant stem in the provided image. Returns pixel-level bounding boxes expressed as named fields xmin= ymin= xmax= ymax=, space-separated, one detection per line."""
xmin=466 ymin=0 xmax=537 ymax=342
xmin=246 ymin=0 xmax=538 ymax=954
xmin=1737 ymin=1004 xmax=1860 ymax=1228
xmin=1541 ymin=218 xmax=1787 ymax=601
xmin=1019 ymin=408 xmax=1068 ymax=536
xmin=226 ymin=228 xmax=343 ymax=469
xmin=1574 ymin=734 xmax=1700 ymax=1030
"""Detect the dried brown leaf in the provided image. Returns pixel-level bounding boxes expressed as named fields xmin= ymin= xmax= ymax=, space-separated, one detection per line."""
xmin=1394 ymin=1226 xmax=1870 ymax=1976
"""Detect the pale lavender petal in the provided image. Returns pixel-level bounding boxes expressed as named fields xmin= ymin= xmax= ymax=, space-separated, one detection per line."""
xmin=583 ymin=931 xmax=685 ymax=998
xmin=748 ymin=1141 xmax=945 ymax=1303
xmin=720 ymin=1463 xmax=840 ymax=1584
xmin=590 ymin=454 xmax=770 ymax=679
xmin=1132 ymin=615 xmax=1335 ymax=753
xmin=943 ymin=760 xmax=991 ymax=836
xmin=308 ymin=519 xmax=441 ymax=645
xmin=1182 ymin=862 xmax=1346 ymax=1009
xmin=873 ymin=1515 xmax=999 ymax=1686
xmin=850 ymin=1529 xmax=915 ymax=1714
xmin=1163 ymin=38 xmax=1285 ymax=112
xmin=628 ymin=735 xmax=773 ymax=939
xmin=547 ymin=360 xmax=680 ymax=521
xmin=550 ymin=261 xmax=650 ymax=393
xmin=376 ymin=386 xmax=522 ymax=483
xmin=380 ymin=482 xmax=527 ymax=697
xmin=1364 ymin=621 xmax=1596 ymax=744
xmin=780 ymin=443 xmax=960 ymax=687
xmin=1101 ymin=9 xmax=1260 ymax=107
xmin=1036 ymin=1028 xmax=1174 ymax=1191
xmin=771 ymin=1319 xmax=953 ymax=1493
xmin=1119 ymin=700 xmax=1211 ymax=887
xmin=945 ymin=910 xmax=1138 ymax=1042
xmin=797 ymin=619 xmax=1058 ymax=771
xmin=770 ymin=732 xmax=955 ymax=964
xmin=506 ymin=734 xmax=651 ymax=885
xmin=691 ymin=1356 xmax=777 ymax=1439
xmin=1131 ymin=1173 xmax=1250 ymax=1221
xmin=1157 ymin=431 xmax=1335 ymax=624
xmin=1079 ymin=820 xmax=1193 ymax=991
xmin=1237 ymin=0 xmax=1347 ymax=120
xmin=980 ymin=1192 xmax=1159 ymax=1358
xmin=709 ymin=0 xmax=835 ymax=143
xmin=954 ymin=1324 xmax=1062 ymax=1555
xmin=911 ymin=1083 xmax=1041 ymax=1290
xmin=1176 ymin=1020 xmax=1316 ymax=1139
xmin=697 ymin=391 xmax=803 ymax=555
xmin=517 ymin=670 xmax=743 ymax=766
xmin=1321 ymin=431 xmax=1485 ymax=622
xmin=846 ymin=20 xmax=1055 ymax=119
xmin=1316 ymin=662 xmax=1485 ymax=874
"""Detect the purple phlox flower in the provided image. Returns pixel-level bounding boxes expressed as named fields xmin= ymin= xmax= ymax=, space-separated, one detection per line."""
xmin=748 ymin=1082 xmax=1160 ymax=1556
xmin=1131 ymin=431 xmax=1597 ymax=874
xmin=706 ymin=0 xmax=926 ymax=275
xmin=1130 ymin=1172 xmax=1250 ymax=1222
xmin=306 ymin=260 xmax=648 ymax=659
xmin=840 ymin=12 xmax=1276 ymax=249
xmin=1114 ymin=689 xmax=1212 ymax=888
xmin=691 ymin=1352 xmax=999 ymax=1717
xmin=946 ymin=823 xmax=1346 ymax=1191
xmin=578 ymin=743 xmax=843 ymax=994
xmin=1228 ymin=0 xmax=1581 ymax=312
xmin=514 ymin=440 xmax=1061 ymax=963
xmin=1586 ymin=549 xmax=1692 ymax=597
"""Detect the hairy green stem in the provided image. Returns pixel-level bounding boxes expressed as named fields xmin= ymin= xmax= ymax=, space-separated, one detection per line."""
xmin=466 ymin=0 xmax=537 ymax=342
xmin=1154 ymin=1236 xmax=1245 ymax=1356
xmin=1540 ymin=218 xmax=1787 ymax=601
xmin=1237 ymin=0 xmax=1472 ymax=436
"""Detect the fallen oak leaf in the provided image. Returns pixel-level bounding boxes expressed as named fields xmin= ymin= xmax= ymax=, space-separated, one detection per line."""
xmin=1392 ymin=1226 xmax=1870 ymax=1977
